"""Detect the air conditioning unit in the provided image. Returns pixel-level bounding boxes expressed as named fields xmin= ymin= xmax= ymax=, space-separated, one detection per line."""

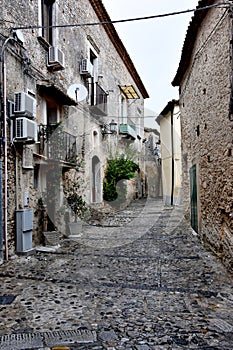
xmin=80 ymin=58 xmax=93 ymax=77
xmin=47 ymin=46 xmax=65 ymax=70
xmin=14 ymin=92 xmax=36 ymax=119
xmin=15 ymin=117 xmax=38 ymax=143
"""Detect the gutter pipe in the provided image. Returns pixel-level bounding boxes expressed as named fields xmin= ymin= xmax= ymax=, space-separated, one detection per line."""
xmin=0 ymin=36 xmax=17 ymax=261
xmin=171 ymin=107 xmax=174 ymax=206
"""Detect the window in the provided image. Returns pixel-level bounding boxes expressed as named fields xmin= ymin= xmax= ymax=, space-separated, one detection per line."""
xmin=88 ymin=49 xmax=108 ymax=115
xmin=47 ymin=105 xmax=59 ymax=124
xmin=90 ymin=49 xmax=96 ymax=65
xmin=119 ymin=93 xmax=137 ymax=139
xmin=90 ymin=49 xmax=98 ymax=82
xmin=34 ymin=165 xmax=39 ymax=190
xmin=41 ymin=0 xmax=55 ymax=45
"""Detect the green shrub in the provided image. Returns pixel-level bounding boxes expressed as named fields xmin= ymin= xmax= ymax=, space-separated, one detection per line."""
xmin=103 ymin=158 xmax=139 ymax=202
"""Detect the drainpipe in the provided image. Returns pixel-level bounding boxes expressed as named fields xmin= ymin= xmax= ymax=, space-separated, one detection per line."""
xmin=230 ymin=2 xmax=233 ymax=121
xmin=171 ymin=105 xmax=174 ymax=206
xmin=0 ymin=161 xmax=2 ymax=260
xmin=0 ymin=36 xmax=17 ymax=261
xmin=2 ymin=53 xmax=8 ymax=260
xmin=0 ymin=35 xmax=30 ymax=260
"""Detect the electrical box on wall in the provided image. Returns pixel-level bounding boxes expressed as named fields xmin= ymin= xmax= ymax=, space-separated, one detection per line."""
xmin=16 ymin=209 xmax=33 ymax=253
xmin=7 ymin=100 xmax=15 ymax=118
xmin=24 ymin=191 xmax=29 ymax=207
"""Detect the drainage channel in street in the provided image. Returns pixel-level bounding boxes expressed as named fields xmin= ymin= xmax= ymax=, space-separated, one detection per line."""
xmin=0 ymin=272 xmax=218 ymax=298
xmin=91 ymin=253 xmax=200 ymax=260
xmin=0 ymin=329 xmax=96 ymax=350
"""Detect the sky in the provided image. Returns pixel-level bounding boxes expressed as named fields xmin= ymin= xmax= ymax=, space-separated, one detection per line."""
xmin=102 ymin=0 xmax=197 ymax=127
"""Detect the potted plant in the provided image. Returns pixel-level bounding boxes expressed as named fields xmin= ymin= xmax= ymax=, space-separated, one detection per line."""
xmin=65 ymin=181 xmax=88 ymax=236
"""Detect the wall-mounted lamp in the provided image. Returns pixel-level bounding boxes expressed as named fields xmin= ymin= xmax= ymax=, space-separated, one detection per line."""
xmin=101 ymin=119 xmax=117 ymax=135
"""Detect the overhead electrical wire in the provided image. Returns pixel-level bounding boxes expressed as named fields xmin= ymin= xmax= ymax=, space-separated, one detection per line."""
xmin=10 ymin=2 xmax=231 ymax=31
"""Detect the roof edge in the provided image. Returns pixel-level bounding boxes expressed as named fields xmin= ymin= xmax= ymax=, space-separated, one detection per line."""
xmin=156 ymin=99 xmax=179 ymax=124
xmin=89 ymin=0 xmax=149 ymax=99
xmin=172 ymin=0 xmax=215 ymax=87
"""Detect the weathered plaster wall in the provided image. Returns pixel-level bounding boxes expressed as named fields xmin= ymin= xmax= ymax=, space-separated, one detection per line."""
xmin=1 ymin=0 xmax=146 ymax=254
xmin=179 ymin=5 xmax=233 ymax=270
xmin=158 ymin=104 xmax=182 ymax=206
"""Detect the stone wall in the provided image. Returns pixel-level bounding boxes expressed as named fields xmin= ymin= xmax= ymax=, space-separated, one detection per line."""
xmin=0 ymin=0 xmax=146 ymax=255
xmin=179 ymin=5 xmax=233 ymax=270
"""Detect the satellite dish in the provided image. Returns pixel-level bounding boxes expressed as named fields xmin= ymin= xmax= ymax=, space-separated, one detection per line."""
xmin=14 ymin=30 xmax=25 ymax=44
xmin=67 ymin=83 xmax=88 ymax=102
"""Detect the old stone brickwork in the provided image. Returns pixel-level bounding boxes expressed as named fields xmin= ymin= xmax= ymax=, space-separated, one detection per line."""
xmin=0 ymin=0 xmax=148 ymax=257
xmin=172 ymin=1 xmax=233 ymax=271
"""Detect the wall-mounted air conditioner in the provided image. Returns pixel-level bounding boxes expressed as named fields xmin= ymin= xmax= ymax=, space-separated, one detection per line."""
xmin=80 ymin=58 xmax=93 ymax=77
xmin=15 ymin=117 xmax=38 ymax=143
xmin=47 ymin=46 xmax=65 ymax=70
xmin=14 ymin=92 xmax=36 ymax=119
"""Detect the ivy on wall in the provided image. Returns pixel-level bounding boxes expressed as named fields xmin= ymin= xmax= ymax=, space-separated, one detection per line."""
xmin=103 ymin=157 xmax=139 ymax=202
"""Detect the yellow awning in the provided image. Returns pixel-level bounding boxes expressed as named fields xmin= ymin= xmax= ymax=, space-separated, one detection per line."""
xmin=119 ymin=85 xmax=140 ymax=99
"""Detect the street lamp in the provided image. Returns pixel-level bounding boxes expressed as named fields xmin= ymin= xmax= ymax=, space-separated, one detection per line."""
xmin=101 ymin=119 xmax=117 ymax=135
xmin=109 ymin=119 xmax=117 ymax=133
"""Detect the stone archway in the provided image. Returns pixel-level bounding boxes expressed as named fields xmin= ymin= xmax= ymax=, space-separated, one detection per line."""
xmin=92 ymin=156 xmax=102 ymax=203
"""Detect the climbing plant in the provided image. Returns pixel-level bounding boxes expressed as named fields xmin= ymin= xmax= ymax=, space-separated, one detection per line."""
xmin=103 ymin=156 xmax=140 ymax=202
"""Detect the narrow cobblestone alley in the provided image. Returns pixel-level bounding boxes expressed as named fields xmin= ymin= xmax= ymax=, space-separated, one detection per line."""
xmin=0 ymin=198 xmax=233 ymax=350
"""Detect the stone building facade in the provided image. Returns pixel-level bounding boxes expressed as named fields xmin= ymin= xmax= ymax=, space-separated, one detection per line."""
xmin=143 ymin=127 xmax=162 ymax=199
xmin=156 ymin=100 xmax=182 ymax=206
xmin=0 ymin=0 xmax=148 ymax=259
xmin=172 ymin=0 xmax=233 ymax=270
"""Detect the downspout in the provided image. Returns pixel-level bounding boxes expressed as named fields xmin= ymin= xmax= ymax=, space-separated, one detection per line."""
xmin=230 ymin=2 xmax=233 ymax=121
xmin=0 ymin=51 xmax=2 ymax=260
xmin=0 ymin=36 xmax=30 ymax=260
xmin=0 ymin=161 xmax=2 ymax=260
xmin=171 ymin=105 xmax=174 ymax=206
xmin=2 ymin=54 xmax=8 ymax=260
xmin=0 ymin=36 xmax=17 ymax=261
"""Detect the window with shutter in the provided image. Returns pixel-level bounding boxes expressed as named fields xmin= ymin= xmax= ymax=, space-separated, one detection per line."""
xmin=41 ymin=0 xmax=55 ymax=45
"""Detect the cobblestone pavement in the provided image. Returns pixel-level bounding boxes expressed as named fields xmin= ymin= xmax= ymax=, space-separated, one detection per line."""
xmin=0 ymin=198 xmax=233 ymax=349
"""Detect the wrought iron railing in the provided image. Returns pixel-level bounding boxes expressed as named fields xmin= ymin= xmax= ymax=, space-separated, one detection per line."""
xmin=38 ymin=124 xmax=77 ymax=164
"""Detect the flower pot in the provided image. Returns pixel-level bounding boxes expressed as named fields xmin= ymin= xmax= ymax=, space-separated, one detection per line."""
xmin=68 ymin=221 xmax=83 ymax=236
xmin=43 ymin=231 xmax=60 ymax=246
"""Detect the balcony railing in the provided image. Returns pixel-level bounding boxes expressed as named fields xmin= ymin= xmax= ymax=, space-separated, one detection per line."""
xmin=38 ymin=124 xmax=77 ymax=164
xmin=119 ymin=118 xmax=137 ymax=139
xmin=90 ymin=82 xmax=108 ymax=116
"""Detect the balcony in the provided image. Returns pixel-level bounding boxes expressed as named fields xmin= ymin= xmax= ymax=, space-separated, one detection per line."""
xmin=90 ymin=82 xmax=108 ymax=116
xmin=119 ymin=118 xmax=137 ymax=139
xmin=38 ymin=124 xmax=77 ymax=164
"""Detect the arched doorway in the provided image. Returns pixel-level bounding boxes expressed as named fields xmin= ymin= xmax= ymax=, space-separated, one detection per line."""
xmin=92 ymin=156 xmax=101 ymax=203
